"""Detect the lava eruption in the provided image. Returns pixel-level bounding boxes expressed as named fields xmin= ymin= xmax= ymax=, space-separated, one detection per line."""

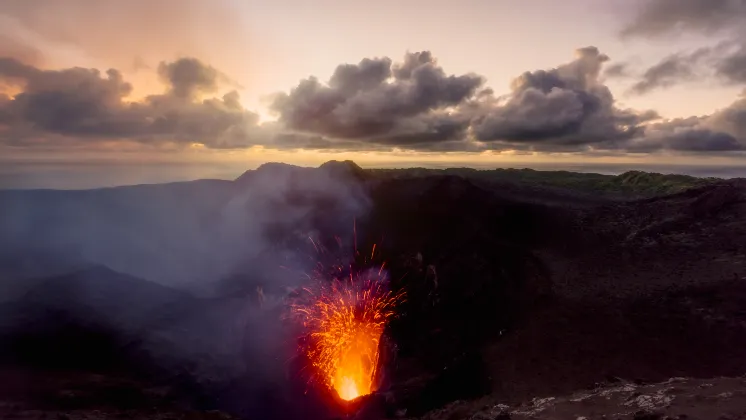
xmin=289 ymin=237 xmax=404 ymax=401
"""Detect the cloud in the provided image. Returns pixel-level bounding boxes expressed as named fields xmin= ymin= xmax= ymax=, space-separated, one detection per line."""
xmin=0 ymin=57 xmax=274 ymax=149
xmin=622 ymin=0 xmax=746 ymax=88
xmin=469 ymin=47 xmax=657 ymax=151
xmin=157 ymin=58 xmax=220 ymax=100
xmin=0 ymin=34 xmax=43 ymax=68
xmin=269 ymin=51 xmax=484 ymax=149
xmin=603 ymin=63 xmax=631 ymax=79
xmin=715 ymin=46 xmax=746 ymax=84
xmin=628 ymin=49 xmax=711 ymax=95
xmin=2 ymin=46 xmax=746 ymax=156
xmin=630 ymin=92 xmax=746 ymax=153
xmin=0 ymin=57 xmax=135 ymax=137
xmin=621 ymin=0 xmax=746 ymax=38
xmin=613 ymin=0 xmax=746 ymax=153
xmin=706 ymin=94 xmax=746 ymax=141
xmin=632 ymin=119 xmax=743 ymax=152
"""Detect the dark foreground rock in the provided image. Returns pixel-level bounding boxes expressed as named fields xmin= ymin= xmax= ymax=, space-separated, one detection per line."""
xmin=0 ymin=368 xmax=238 ymax=419
xmin=400 ymin=376 xmax=746 ymax=420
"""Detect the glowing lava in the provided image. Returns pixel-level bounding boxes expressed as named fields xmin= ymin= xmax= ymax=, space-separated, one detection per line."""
xmin=290 ymin=245 xmax=403 ymax=401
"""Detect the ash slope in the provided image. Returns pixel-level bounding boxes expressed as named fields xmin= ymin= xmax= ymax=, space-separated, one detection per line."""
xmin=0 ymin=161 xmax=745 ymax=419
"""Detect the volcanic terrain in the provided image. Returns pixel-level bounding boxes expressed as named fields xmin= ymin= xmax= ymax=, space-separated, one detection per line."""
xmin=1 ymin=160 xmax=745 ymax=419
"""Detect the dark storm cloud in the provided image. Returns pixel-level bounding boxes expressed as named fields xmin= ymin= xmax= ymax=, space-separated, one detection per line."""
xmin=470 ymin=47 xmax=657 ymax=151
xmin=270 ymin=51 xmax=484 ymax=148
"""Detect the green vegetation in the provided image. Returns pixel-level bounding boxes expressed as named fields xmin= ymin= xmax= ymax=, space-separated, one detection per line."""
xmin=367 ymin=167 xmax=720 ymax=198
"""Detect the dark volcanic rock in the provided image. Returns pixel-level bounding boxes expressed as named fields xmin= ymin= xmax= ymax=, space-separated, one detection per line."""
xmin=0 ymin=266 xmax=195 ymax=371
xmin=0 ymin=368 xmax=239 ymax=419
xmin=550 ymin=179 xmax=746 ymax=300
xmin=408 ymin=376 xmax=746 ymax=420
xmin=319 ymin=159 xmax=368 ymax=182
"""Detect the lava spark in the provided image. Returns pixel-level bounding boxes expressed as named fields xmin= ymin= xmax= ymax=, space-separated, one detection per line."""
xmin=290 ymin=256 xmax=403 ymax=401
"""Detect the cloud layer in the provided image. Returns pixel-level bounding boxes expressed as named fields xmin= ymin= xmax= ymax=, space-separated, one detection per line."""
xmin=621 ymin=0 xmax=746 ymax=38
xmin=620 ymin=0 xmax=746 ymax=89
xmin=0 ymin=57 xmax=271 ymax=149
xmin=616 ymin=0 xmax=746 ymax=153
xmin=1 ymin=0 xmax=746 ymax=157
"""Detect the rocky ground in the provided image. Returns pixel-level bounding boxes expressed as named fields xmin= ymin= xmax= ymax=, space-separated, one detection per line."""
xmin=408 ymin=376 xmax=746 ymax=420
xmin=0 ymin=368 xmax=238 ymax=419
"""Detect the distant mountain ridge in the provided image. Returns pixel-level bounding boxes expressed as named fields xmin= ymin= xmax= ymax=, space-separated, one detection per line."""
xmin=367 ymin=166 xmax=720 ymax=198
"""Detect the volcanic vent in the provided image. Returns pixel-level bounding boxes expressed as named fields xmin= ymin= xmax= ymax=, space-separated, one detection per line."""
xmin=288 ymin=236 xmax=404 ymax=403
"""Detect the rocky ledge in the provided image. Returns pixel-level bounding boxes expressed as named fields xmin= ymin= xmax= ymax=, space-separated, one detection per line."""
xmin=402 ymin=376 xmax=746 ymax=420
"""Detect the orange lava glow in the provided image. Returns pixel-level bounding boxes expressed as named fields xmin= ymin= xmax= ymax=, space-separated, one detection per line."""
xmin=293 ymin=277 xmax=402 ymax=400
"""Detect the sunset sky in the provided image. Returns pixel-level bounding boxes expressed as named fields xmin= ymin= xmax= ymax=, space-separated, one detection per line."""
xmin=2 ymin=0 xmax=746 ymax=187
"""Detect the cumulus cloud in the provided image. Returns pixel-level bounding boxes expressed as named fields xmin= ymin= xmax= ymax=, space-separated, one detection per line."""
xmin=157 ymin=58 xmax=221 ymax=100
xmin=629 ymin=92 xmax=746 ymax=153
xmin=270 ymin=51 xmax=484 ymax=149
xmin=706 ymin=94 xmax=746 ymax=140
xmin=0 ymin=57 xmax=283 ymax=149
xmin=469 ymin=47 xmax=657 ymax=151
xmin=631 ymin=118 xmax=742 ymax=152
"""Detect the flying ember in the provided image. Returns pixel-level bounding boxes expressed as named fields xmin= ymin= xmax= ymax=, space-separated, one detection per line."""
xmin=290 ymin=238 xmax=404 ymax=401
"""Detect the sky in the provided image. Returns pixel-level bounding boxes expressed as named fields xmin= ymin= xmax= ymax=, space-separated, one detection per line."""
xmin=1 ymin=0 xmax=746 ymax=187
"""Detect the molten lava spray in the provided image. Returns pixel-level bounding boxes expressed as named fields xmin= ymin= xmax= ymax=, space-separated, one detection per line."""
xmin=290 ymin=240 xmax=404 ymax=401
